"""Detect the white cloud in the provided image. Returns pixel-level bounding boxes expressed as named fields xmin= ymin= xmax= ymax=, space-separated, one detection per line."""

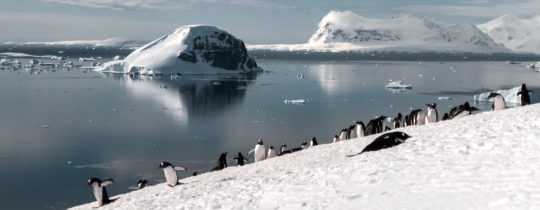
xmin=401 ymin=0 xmax=540 ymax=18
xmin=40 ymin=0 xmax=287 ymax=10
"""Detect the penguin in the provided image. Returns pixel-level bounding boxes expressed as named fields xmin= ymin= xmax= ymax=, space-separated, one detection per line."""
xmin=366 ymin=116 xmax=386 ymax=135
xmin=392 ymin=113 xmax=402 ymax=129
xmin=136 ymin=179 xmax=148 ymax=189
xmin=233 ymin=152 xmax=247 ymax=166
xmin=310 ymin=137 xmax=319 ymax=147
xmin=452 ymin=102 xmax=479 ymax=118
xmin=87 ymin=177 xmax=114 ymax=207
xmin=211 ymin=152 xmax=228 ymax=171
xmin=300 ymin=142 xmax=308 ymax=150
xmin=347 ymin=132 xmax=411 ymax=157
xmin=279 ymin=144 xmax=291 ymax=155
xmin=338 ymin=129 xmax=348 ymax=140
xmin=442 ymin=113 xmax=450 ymax=121
xmin=355 ymin=121 xmax=366 ymax=137
xmin=332 ymin=135 xmax=339 ymax=143
xmin=248 ymin=138 xmax=266 ymax=162
xmin=517 ymin=83 xmax=532 ymax=106
xmin=488 ymin=93 xmax=506 ymax=111
xmin=384 ymin=126 xmax=391 ymax=131
xmin=159 ymin=161 xmax=186 ymax=187
xmin=403 ymin=115 xmax=410 ymax=127
xmin=347 ymin=125 xmax=356 ymax=139
xmin=425 ymin=103 xmax=438 ymax=124
xmin=192 ymin=171 xmax=199 ymax=176
xmin=267 ymin=146 xmax=277 ymax=159
xmin=415 ymin=110 xmax=426 ymax=125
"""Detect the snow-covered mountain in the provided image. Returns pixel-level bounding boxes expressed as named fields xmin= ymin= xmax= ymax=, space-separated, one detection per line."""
xmin=97 ymin=25 xmax=261 ymax=75
xmin=478 ymin=15 xmax=540 ymax=54
xmin=3 ymin=38 xmax=143 ymax=49
xmin=250 ymin=11 xmax=509 ymax=53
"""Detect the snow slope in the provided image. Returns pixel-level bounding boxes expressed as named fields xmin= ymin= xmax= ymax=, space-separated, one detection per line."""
xmin=71 ymin=104 xmax=540 ymax=210
xmin=479 ymin=15 xmax=540 ymax=54
xmin=250 ymin=11 xmax=508 ymax=53
xmin=97 ymin=25 xmax=261 ymax=75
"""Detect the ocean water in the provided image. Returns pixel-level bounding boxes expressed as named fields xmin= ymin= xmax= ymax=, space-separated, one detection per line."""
xmin=0 ymin=59 xmax=538 ymax=209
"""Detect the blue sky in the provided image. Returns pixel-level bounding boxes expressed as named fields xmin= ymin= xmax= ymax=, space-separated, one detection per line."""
xmin=1 ymin=0 xmax=539 ymax=43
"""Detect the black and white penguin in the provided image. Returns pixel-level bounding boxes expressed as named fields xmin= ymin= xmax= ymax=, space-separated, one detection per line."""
xmin=136 ymin=179 xmax=148 ymax=189
xmin=425 ymin=103 xmax=438 ymax=124
xmin=159 ymin=161 xmax=186 ymax=187
xmin=248 ymin=138 xmax=266 ymax=162
xmin=442 ymin=113 xmax=450 ymax=121
xmin=233 ymin=152 xmax=247 ymax=166
xmin=384 ymin=126 xmax=391 ymax=131
xmin=267 ymin=146 xmax=277 ymax=159
xmin=310 ymin=137 xmax=319 ymax=147
xmin=403 ymin=114 xmax=410 ymax=127
xmin=211 ymin=152 xmax=228 ymax=171
xmin=392 ymin=113 xmax=402 ymax=129
xmin=366 ymin=116 xmax=386 ymax=135
xmin=279 ymin=144 xmax=291 ymax=155
xmin=517 ymin=83 xmax=532 ymax=106
xmin=87 ymin=177 xmax=114 ymax=207
xmin=347 ymin=125 xmax=356 ymax=139
xmin=452 ymin=102 xmax=479 ymax=118
xmin=338 ymin=129 xmax=348 ymax=140
xmin=332 ymin=135 xmax=339 ymax=143
xmin=347 ymin=131 xmax=411 ymax=157
xmin=355 ymin=121 xmax=366 ymax=137
xmin=488 ymin=93 xmax=506 ymax=111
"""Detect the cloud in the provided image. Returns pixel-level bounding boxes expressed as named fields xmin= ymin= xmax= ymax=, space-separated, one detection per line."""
xmin=40 ymin=0 xmax=288 ymax=10
xmin=400 ymin=0 xmax=540 ymax=18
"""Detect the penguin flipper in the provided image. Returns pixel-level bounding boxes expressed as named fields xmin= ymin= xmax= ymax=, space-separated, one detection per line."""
xmin=346 ymin=151 xmax=364 ymax=158
xmin=174 ymin=166 xmax=187 ymax=171
xmin=101 ymin=179 xmax=114 ymax=186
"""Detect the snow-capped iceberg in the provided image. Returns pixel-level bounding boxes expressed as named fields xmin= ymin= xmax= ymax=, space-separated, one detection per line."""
xmin=385 ymin=80 xmax=412 ymax=89
xmin=478 ymin=15 xmax=540 ymax=54
xmin=249 ymin=11 xmax=508 ymax=53
xmin=97 ymin=25 xmax=261 ymax=75
xmin=473 ymin=86 xmax=521 ymax=104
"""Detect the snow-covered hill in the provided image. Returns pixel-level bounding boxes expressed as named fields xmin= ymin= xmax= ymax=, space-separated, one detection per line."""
xmin=478 ymin=15 xmax=540 ymax=54
xmin=97 ymin=25 xmax=261 ymax=75
xmin=71 ymin=104 xmax=540 ymax=210
xmin=3 ymin=38 xmax=142 ymax=49
xmin=250 ymin=11 xmax=508 ymax=53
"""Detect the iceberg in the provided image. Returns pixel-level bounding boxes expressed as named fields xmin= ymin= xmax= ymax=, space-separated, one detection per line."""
xmin=385 ymin=80 xmax=412 ymax=89
xmin=97 ymin=25 xmax=261 ymax=75
xmin=473 ymin=86 xmax=521 ymax=104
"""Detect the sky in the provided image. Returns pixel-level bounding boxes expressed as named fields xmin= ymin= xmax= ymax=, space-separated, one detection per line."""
xmin=1 ymin=0 xmax=539 ymax=44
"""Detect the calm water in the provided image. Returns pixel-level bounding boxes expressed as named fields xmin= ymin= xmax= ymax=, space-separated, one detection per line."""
xmin=0 ymin=59 xmax=539 ymax=209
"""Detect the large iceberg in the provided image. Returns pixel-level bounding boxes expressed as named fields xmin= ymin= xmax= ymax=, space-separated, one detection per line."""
xmin=97 ymin=25 xmax=261 ymax=75
xmin=473 ymin=86 xmax=521 ymax=104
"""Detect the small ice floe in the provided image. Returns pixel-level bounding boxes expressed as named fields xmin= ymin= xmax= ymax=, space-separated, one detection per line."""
xmin=473 ymin=86 xmax=521 ymax=104
xmin=41 ymin=124 xmax=49 ymax=128
xmin=283 ymin=99 xmax=306 ymax=105
xmin=385 ymin=80 xmax=412 ymax=90
xmin=438 ymin=96 xmax=453 ymax=101
xmin=296 ymin=73 xmax=304 ymax=80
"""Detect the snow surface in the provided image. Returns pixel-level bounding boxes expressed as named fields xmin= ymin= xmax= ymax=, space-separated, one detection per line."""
xmin=478 ymin=15 xmax=540 ymax=54
xmin=97 ymin=25 xmax=261 ymax=75
xmin=473 ymin=86 xmax=521 ymax=105
xmin=71 ymin=104 xmax=540 ymax=210
xmin=249 ymin=11 xmax=508 ymax=53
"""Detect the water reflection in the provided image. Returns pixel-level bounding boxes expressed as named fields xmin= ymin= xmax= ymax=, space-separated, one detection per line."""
xmin=105 ymin=73 xmax=257 ymax=126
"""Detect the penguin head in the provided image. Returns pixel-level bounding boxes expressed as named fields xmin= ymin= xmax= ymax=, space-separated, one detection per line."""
xmin=522 ymin=83 xmax=527 ymax=90
xmin=257 ymin=139 xmax=264 ymax=145
xmin=398 ymin=132 xmax=412 ymax=139
xmin=87 ymin=177 xmax=101 ymax=185
xmin=312 ymin=137 xmax=317 ymax=141
xmin=269 ymin=146 xmax=274 ymax=150
xmin=426 ymin=103 xmax=437 ymax=109
xmin=137 ymin=179 xmax=148 ymax=188
xmin=280 ymin=144 xmax=287 ymax=151
xmin=159 ymin=161 xmax=172 ymax=169
xmin=397 ymin=113 xmax=402 ymax=118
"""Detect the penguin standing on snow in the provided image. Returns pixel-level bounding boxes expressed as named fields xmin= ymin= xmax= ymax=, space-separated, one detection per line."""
xmin=488 ymin=93 xmax=506 ymax=110
xmin=347 ymin=125 xmax=356 ymax=139
xmin=248 ymin=139 xmax=266 ymax=162
xmin=267 ymin=146 xmax=277 ymax=159
xmin=338 ymin=129 xmax=348 ymax=140
xmin=425 ymin=103 xmax=438 ymax=124
xmin=87 ymin=177 xmax=114 ymax=207
xmin=415 ymin=109 xmax=426 ymax=125
xmin=310 ymin=137 xmax=319 ymax=146
xmin=332 ymin=135 xmax=339 ymax=143
xmin=211 ymin=152 xmax=228 ymax=171
xmin=517 ymin=83 xmax=532 ymax=106
xmin=355 ymin=121 xmax=366 ymax=137
xmin=392 ymin=113 xmax=402 ymax=129
xmin=279 ymin=144 xmax=291 ymax=155
xmin=159 ymin=161 xmax=186 ymax=187
xmin=136 ymin=179 xmax=148 ymax=189
xmin=233 ymin=152 xmax=247 ymax=166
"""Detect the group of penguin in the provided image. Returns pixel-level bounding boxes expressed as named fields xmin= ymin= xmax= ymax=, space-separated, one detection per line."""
xmin=87 ymin=83 xmax=533 ymax=208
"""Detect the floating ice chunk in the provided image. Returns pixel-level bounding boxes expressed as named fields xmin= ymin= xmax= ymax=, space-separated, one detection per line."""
xmin=438 ymin=96 xmax=453 ymax=101
xmin=473 ymin=86 xmax=521 ymax=104
xmin=385 ymin=80 xmax=412 ymax=89
xmin=283 ymin=99 xmax=306 ymax=105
